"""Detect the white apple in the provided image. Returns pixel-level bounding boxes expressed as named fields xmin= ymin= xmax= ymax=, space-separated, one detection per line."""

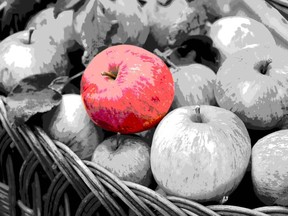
xmin=208 ymin=16 xmax=276 ymax=65
xmin=0 ymin=27 xmax=71 ymax=95
xmin=150 ymin=105 xmax=251 ymax=202
xmin=171 ymin=63 xmax=217 ymax=109
xmin=91 ymin=134 xmax=152 ymax=187
xmin=252 ymin=129 xmax=288 ymax=206
xmin=214 ymin=45 xmax=288 ymax=130
xmin=41 ymin=94 xmax=104 ymax=160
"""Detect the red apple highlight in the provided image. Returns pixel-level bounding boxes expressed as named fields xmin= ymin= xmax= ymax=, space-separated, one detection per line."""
xmin=150 ymin=105 xmax=251 ymax=202
xmin=81 ymin=44 xmax=174 ymax=134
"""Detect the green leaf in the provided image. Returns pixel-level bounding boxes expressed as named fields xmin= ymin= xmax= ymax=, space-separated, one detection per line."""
xmin=5 ymin=73 xmax=68 ymax=127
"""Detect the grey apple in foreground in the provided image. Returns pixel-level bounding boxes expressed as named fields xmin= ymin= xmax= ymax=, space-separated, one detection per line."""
xmin=42 ymin=94 xmax=104 ymax=160
xmin=91 ymin=134 xmax=152 ymax=187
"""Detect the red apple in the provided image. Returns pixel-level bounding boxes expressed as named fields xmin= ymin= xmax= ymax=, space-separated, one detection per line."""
xmin=252 ymin=129 xmax=288 ymax=206
xmin=91 ymin=134 xmax=152 ymax=187
xmin=42 ymin=94 xmax=104 ymax=160
xmin=208 ymin=16 xmax=276 ymax=65
xmin=171 ymin=63 xmax=217 ymax=109
xmin=214 ymin=45 xmax=288 ymax=130
xmin=150 ymin=105 xmax=251 ymax=202
xmin=80 ymin=44 xmax=174 ymax=134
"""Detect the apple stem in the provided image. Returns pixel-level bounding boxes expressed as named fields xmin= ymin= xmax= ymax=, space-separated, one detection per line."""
xmin=116 ymin=132 xmax=121 ymax=149
xmin=28 ymin=27 xmax=35 ymax=44
xmin=101 ymin=71 xmax=117 ymax=80
xmin=219 ymin=196 xmax=229 ymax=204
xmin=258 ymin=58 xmax=272 ymax=75
xmin=153 ymin=48 xmax=179 ymax=71
xmin=195 ymin=105 xmax=202 ymax=123
xmin=68 ymin=71 xmax=84 ymax=83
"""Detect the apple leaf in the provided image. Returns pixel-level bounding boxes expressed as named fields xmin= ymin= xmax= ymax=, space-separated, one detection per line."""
xmin=5 ymin=73 xmax=67 ymax=127
xmin=53 ymin=0 xmax=85 ymax=18
xmin=48 ymin=76 xmax=70 ymax=93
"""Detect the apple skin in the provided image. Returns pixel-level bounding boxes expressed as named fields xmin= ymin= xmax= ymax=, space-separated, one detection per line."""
xmin=252 ymin=129 xmax=288 ymax=206
xmin=25 ymin=6 xmax=76 ymax=51
xmin=214 ymin=45 xmax=288 ymax=130
xmin=91 ymin=134 xmax=152 ymax=187
xmin=208 ymin=16 xmax=276 ymax=65
xmin=0 ymin=28 xmax=70 ymax=95
xmin=81 ymin=44 xmax=174 ymax=134
xmin=42 ymin=94 xmax=104 ymax=160
xmin=150 ymin=105 xmax=251 ymax=202
xmin=142 ymin=0 xmax=207 ymax=50
xmin=171 ymin=63 xmax=217 ymax=110
xmin=72 ymin=0 xmax=150 ymax=66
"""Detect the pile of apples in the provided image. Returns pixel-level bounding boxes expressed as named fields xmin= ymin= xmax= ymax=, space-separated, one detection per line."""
xmin=1 ymin=0 xmax=288 ymax=210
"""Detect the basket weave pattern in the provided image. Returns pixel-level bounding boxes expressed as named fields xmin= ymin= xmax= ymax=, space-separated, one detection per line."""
xmin=1 ymin=98 xmax=288 ymax=216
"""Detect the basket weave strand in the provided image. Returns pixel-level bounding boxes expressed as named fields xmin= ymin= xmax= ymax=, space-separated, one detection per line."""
xmin=1 ymin=101 xmax=288 ymax=215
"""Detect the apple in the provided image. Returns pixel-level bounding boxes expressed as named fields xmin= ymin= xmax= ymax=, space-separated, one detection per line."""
xmin=208 ymin=16 xmax=276 ymax=65
xmin=150 ymin=105 xmax=251 ymax=202
xmin=80 ymin=44 xmax=174 ymax=134
xmin=142 ymin=0 xmax=208 ymax=50
xmin=0 ymin=27 xmax=71 ymax=95
xmin=251 ymin=129 xmax=288 ymax=206
xmin=67 ymin=0 xmax=150 ymax=66
xmin=91 ymin=134 xmax=152 ymax=187
xmin=41 ymin=94 xmax=104 ymax=160
xmin=214 ymin=45 xmax=288 ymax=130
xmin=25 ymin=6 xmax=76 ymax=51
xmin=171 ymin=63 xmax=217 ymax=110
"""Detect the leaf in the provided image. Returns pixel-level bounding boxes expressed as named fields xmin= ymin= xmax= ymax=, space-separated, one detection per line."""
xmin=53 ymin=0 xmax=86 ymax=18
xmin=48 ymin=76 xmax=70 ymax=93
xmin=5 ymin=73 xmax=67 ymax=127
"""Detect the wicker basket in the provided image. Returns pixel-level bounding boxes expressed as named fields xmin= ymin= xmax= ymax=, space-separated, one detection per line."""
xmin=1 ymin=99 xmax=288 ymax=216
xmin=1 ymin=1 xmax=288 ymax=215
